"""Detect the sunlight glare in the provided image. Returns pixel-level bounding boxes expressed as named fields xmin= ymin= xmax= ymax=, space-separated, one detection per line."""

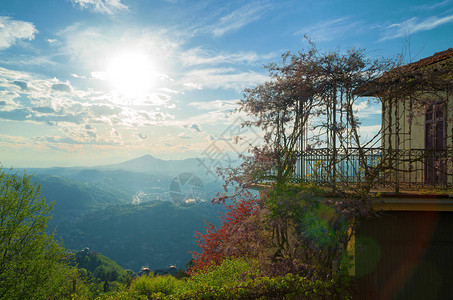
xmin=107 ymin=51 xmax=157 ymax=95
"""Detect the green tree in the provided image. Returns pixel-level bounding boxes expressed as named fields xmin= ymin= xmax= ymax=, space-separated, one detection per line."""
xmin=0 ymin=169 xmax=77 ymax=299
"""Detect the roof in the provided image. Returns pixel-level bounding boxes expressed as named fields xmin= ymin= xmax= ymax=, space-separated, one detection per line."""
xmin=397 ymin=48 xmax=453 ymax=71
xmin=358 ymin=48 xmax=453 ymax=97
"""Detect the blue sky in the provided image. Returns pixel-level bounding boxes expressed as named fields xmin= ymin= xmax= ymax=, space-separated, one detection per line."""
xmin=0 ymin=0 xmax=452 ymax=167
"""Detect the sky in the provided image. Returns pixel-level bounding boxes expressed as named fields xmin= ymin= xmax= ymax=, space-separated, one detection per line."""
xmin=0 ymin=0 xmax=452 ymax=168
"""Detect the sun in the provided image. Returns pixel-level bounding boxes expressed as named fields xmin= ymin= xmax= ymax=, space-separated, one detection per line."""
xmin=106 ymin=51 xmax=157 ymax=95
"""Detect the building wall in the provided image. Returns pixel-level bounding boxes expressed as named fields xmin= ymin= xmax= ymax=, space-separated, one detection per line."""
xmin=355 ymin=210 xmax=453 ymax=299
xmin=381 ymin=93 xmax=453 ymax=185
xmin=382 ymin=93 xmax=452 ymax=149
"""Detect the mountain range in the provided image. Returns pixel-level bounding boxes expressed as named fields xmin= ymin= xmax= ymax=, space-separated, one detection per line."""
xmin=28 ymin=154 xmax=218 ymax=179
xmin=97 ymin=154 xmax=211 ymax=177
xmin=14 ymin=154 xmax=232 ymax=272
xmin=24 ymin=154 xmax=226 ymax=212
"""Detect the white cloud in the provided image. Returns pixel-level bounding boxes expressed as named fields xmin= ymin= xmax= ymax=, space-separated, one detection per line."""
xmin=353 ymin=100 xmax=382 ymax=119
xmin=0 ymin=65 xmax=177 ymax=132
xmin=183 ymin=123 xmax=202 ymax=133
xmin=189 ymin=99 xmax=239 ymax=111
xmin=0 ymin=55 xmax=56 ymax=67
xmin=52 ymin=83 xmax=73 ymax=93
xmin=158 ymin=87 xmax=180 ymax=94
xmin=71 ymin=0 xmax=128 ymax=14
xmin=210 ymin=2 xmax=271 ymax=37
xmin=183 ymin=82 xmax=203 ymax=90
xmin=179 ymin=133 xmax=191 ymax=139
xmin=182 ymin=68 xmax=268 ymax=91
xmin=34 ymin=133 xmax=120 ymax=146
xmin=0 ymin=66 xmax=31 ymax=82
xmin=0 ymin=16 xmax=37 ymax=50
xmin=0 ymin=90 xmax=20 ymax=107
xmin=356 ymin=125 xmax=382 ymax=142
xmin=0 ymin=134 xmax=28 ymax=144
xmin=180 ymin=47 xmax=259 ymax=66
xmin=90 ymin=71 xmax=109 ymax=80
xmin=296 ymin=17 xmax=362 ymax=42
xmin=70 ymin=73 xmax=87 ymax=78
xmin=380 ymin=14 xmax=453 ymax=41
xmin=414 ymin=0 xmax=452 ymax=11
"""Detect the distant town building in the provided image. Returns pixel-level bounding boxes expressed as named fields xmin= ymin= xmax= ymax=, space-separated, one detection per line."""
xmin=141 ymin=266 xmax=150 ymax=276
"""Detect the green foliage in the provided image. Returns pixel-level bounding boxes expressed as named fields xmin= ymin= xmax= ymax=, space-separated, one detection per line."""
xmin=94 ymin=291 xmax=147 ymax=300
xmin=123 ymin=272 xmax=337 ymax=299
xmin=266 ymin=182 xmax=324 ymax=220
xmin=0 ymin=169 xmax=79 ymax=299
xmin=81 ymin=257 xmax=344 ymax=299
xmin=178 ymin=273 xmax=335 ymax=300
xmin=118 ymin=258 xmax=257 ymax=299
xmin=129 ymin=274 xmax=180 ymax=297
xmin=71 ymin=250 xmax=128 ymax=283
xmin=174 ymin=268 xmax=190 ymax=279
xmin=187 ymin=258 xmax=257 ymax=289
xmin=300 ymin=206 xmax=340 ymax=248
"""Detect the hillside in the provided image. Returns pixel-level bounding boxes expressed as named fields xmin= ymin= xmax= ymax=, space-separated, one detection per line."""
xmin=24 ymin=155 xmax=228 ymax=272
xmin=33 ymin=174 xmax=130 ymax=214
xmin=29 ymin=168 xmax=169 ymax=199
xmin=53 ymin=201 xmax=225 ymax=271
xmin=70 ymin=249 xmax=130 ymax=282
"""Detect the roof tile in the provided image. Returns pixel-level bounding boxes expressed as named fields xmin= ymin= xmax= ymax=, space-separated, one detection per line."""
xmin=400 ymin=48 xmax=453 ymax=71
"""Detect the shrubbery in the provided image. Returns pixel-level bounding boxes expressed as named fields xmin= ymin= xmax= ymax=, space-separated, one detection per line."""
xmin=176 ymin=273 xmax=335 ymax=300
xmin=92 ymin=258 xmax=345 ymax=299
xmin=185 ymin=258 xmax=257 ymax=289
xmin=129 ymin=274 xmax=180 ymax=297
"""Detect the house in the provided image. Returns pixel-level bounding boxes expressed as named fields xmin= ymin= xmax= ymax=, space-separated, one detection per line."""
xmin=281 ymin=48 xmax=453 ymax=298
xmin=252 ymin=48 xmax=453 ymax=298
xmin=380 ymin=48 xmax=453 ymax=189
xmin=353 ymin=49 xmax=453 ymax=299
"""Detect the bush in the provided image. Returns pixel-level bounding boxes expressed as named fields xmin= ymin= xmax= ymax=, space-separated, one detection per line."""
xmin=94 ymin=291 xmax=147 ymax=300
xmin=187 ymin=258 xmax=257 ymax=289
xmin=96 ymin=260 xmax=342 ymax=299
xmin=178 ymin=273 xmax=336 ymax=299
xmin=129 ymin=274 xmax=181 ymax=297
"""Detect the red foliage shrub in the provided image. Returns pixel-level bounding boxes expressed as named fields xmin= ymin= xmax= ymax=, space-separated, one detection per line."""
xmin=189 ymin=193 xmax=261 ymax=274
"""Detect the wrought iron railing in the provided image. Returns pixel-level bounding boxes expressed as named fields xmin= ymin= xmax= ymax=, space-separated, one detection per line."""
xmin=271 ymin=148 xmax=453 ymax=191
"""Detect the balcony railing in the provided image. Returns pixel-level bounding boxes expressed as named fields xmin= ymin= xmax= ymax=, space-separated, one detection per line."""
xmin=274 ymin=148 xmax=453 ymax=191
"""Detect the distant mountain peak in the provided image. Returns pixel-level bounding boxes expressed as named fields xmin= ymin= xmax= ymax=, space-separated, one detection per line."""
xmin=97 ymin=154 xmax=196 ymax=175
xmin=116 ymin=154 xmax=164 ymax=166
xmin=135 ymin=154 xmax=156 ymax=160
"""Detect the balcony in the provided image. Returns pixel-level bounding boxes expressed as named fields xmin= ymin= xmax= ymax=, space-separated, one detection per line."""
xmin=267 ymin=148 xmax=453 ymax=193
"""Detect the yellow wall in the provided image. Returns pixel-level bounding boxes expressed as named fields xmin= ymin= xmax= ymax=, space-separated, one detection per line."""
xmin=381 ymin=93 xmax=452 ymax=185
